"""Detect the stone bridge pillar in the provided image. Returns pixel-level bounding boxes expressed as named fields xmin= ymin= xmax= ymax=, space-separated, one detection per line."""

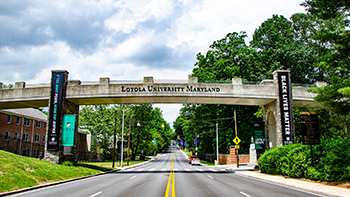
xmin=263 ymin=70 xmax=294 ymax=150
xmin=44 ymin=70 xmax=80 ymax=163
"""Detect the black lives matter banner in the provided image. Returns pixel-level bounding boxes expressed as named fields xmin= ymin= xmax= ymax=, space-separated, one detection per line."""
xmin=47 ymin=71 xmax=65 ymax=151
xmin=277 ymin=72 xmax=294 ymax=145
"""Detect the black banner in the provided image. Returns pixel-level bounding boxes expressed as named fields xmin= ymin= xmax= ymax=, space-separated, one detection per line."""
xmin=301 ymin=112 xmax=320 ymax=145
xmin=277 ymin=72 xmax=294 ymax=145
xmin=47 ymin=71 xmax=65 ymax=151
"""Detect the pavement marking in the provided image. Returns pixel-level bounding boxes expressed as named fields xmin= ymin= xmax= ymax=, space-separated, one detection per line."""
xmin=196 ymin=168 xmax=204 ymax=171
xmin=165 ymin=153 xmax=176 ymax=197
xmin=130 ymin=175 xmax=137 ymax=180
xmin=173 ymin=168 xmax=178 ymax=171
xmin=184 ymin=168 xmax=191 ymax=171
xmin=149 ymin=168 xmax=155 ymax=171
xmin=161 ymin=168 xmax=167 ymax=171
xmin=240 ymin=191 xmax=252 ymax=197
xmin=89 ymin=191 xmax=102 ymax=197
xmin=209 ymin=169 xmax=217 ymax=172
xmin=207 ymin=175 xmax=214 ymax=179
xmin=137 ymin=169 xmax=144 ymax=171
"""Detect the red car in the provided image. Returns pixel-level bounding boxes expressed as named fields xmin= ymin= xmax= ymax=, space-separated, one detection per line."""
xmin=189 ymin=155 xmax=198 ymax=164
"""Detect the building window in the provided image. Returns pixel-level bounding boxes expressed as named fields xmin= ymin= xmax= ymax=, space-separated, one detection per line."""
xmin=5 ymin=131 xmax=10 ymax=141
xmin=23 ymin=133 xmax=29 ymax=142
xmin=44 ymin=122 xmax=47 ymax=130
xmin=34 ymin=149 xmax=39 ymax=158
xmin=16 ymin=117 xmax=20 ymax=125
xmin=7 ymin=115 xmax=12 ymax=124
xmin=24 ymin=118 xmax=30 ymax=127
xmin=14 ymin=132 xmax=19 ymax=141
xmin=35 ymin=134 xmax=40 ymax=142
xmin=13 ymin=149 xmax=17 ymax=154
xmin=36 ymin=121 xmax=41 ymax=128
xmin=43 ymin=135 xmax=46 ymax=143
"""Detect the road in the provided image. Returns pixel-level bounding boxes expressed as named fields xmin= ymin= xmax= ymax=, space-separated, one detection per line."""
xmin=9 ymin=145 xmax=324 ymax=197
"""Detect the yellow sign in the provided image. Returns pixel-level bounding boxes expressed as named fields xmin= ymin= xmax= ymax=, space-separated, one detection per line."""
xmin=235 ymin=145 xmax=240 ymax=149
xmin=233 ymin=137 xmax=241 ymax=144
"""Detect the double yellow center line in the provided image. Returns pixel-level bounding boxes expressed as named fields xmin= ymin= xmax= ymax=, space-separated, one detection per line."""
xmin=164 ymin=148 xmax=175 ymax=197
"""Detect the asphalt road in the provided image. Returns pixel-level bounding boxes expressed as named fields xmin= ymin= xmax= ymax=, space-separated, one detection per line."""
xmin=8 ymin=145 xmax=324 ymax=197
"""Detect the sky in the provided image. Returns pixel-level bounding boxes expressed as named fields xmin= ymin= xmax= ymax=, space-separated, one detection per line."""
xmin=0 ymin=0 xmax=306 ymax=126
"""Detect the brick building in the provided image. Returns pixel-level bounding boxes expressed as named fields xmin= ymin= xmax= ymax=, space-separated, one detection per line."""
xmin=0 ymin=108 xmax=91 ymax=160
xmin=0 ymin=108 xmax=47 ymax=158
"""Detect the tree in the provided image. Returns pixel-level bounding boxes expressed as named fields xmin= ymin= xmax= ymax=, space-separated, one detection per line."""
xmin=79 ymin=104 xmax=172 ymax=161
xmin=250 ymin=14 xmax=324 ymax=84
xmin=79 ymin=105 xmax=115 ymax=161
xmin=301 ymin=0 xmax=350 ymax=117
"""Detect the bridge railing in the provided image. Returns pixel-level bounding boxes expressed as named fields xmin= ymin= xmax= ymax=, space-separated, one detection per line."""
xmin=1 ymin=79 xmax=325 ymax=89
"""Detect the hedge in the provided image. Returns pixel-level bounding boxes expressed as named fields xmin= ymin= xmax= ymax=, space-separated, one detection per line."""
xmin=258 ymin=138 xmax=350 ymax=182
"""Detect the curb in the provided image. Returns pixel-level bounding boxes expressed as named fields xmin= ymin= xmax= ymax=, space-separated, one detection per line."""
xmin=234 ymin=171 xmax=348 ymax=197
xmin=0 ymin=157 xmax=157 ymax=196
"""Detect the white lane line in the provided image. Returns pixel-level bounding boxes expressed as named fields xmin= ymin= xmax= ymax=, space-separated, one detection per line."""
xmin=161 ymin=168 xmax=167 ymax=171
xmin=207 ymin=175 xmax=214 ymax=179
xmin=240 ymin=191 xmax=252 ymax=197
xmin=137 ymin=168 xmax=144 ymax=171
xmin=196 ymin=168 xmax=204 ymax=171
xmin=148 ymin=168 xmax=155 ymax=171
xmin=209 ymin=169 xmax=217 ymax=172
xmin=130 ymin=175 xmax=137 ymax=180
xmin=89 ymin=191 xmax=102 ymax=197
xmin=173 ymin=168 xmax=178 ymax=171
xmin=184 ymin=168 xmax=191 ymax=171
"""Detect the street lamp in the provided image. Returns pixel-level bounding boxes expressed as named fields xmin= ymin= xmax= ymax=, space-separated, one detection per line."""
xmin=120 ymin=108 xmax=127 ymax=168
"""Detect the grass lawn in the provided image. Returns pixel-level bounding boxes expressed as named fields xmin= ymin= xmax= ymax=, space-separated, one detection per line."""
xmin=0 ymin=150 xmax=102 ymax=193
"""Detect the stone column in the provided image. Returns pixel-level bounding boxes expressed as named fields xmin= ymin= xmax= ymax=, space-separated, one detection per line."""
xmin=249 ymin=143 xmax=257 ymax=164
xmin=263 ymin=70 xmax=293 ymax=149
xmin=44 ymin=71 xmax=80 ymax=163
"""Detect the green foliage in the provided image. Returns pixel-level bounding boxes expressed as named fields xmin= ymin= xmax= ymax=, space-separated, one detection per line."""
xmin=302 ymin=0 xmax=350 ymax=116
xmin=79 ymin=104 xmax=172 ymax=161
xmin=258 ymin=138 xmax=350 ymax=182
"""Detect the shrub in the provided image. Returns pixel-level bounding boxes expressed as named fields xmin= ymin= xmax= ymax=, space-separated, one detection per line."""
xmin=258 ymin=138 xmax=350 ymax=182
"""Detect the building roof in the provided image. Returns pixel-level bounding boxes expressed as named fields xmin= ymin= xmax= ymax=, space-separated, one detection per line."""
xmin=0 ymin=108 xmax=47 ymax=122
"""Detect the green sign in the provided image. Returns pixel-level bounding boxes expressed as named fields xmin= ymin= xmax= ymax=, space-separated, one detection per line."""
xmin=61 ymin=114 xmax=76 ymax=146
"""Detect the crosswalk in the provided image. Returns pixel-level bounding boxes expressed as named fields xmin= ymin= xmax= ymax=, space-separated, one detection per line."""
xmin=123 ymin=168 xmax=226 ymax=172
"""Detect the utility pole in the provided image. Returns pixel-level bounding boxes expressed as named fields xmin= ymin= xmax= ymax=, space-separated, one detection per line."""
xmin=127 ymin=123 xmax=131 ymax=166
xmin=216 ymin=123 xmax=219 ymax=165
xmin=234 ymin=110 xmax=239 ymax=168
xmin=121 ymin=109 xmax=125 ymax=168
xmin=112 ymin=109 xmax=117 ymax=168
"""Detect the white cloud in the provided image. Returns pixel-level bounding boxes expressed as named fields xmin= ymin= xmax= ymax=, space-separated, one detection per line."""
xmin=0 ymin=0 xmax=307 ymax=123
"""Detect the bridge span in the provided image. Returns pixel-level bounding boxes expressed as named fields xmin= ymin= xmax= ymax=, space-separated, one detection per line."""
xmin=0 ymin=77 xmax=322 ymax=109
xmin=0 ymin=70 xmax=325 ymax=163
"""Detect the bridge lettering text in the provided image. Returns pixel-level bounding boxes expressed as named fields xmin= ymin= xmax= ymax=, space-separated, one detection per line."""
xmin=121 ymin=86 xmax=220 ymax=93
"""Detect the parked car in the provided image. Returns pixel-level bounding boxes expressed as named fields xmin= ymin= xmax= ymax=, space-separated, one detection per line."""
xmin=189 ymin=155 xmax=198 ymax=164
xmin=191 ymin=157 xmax=200 ymax=165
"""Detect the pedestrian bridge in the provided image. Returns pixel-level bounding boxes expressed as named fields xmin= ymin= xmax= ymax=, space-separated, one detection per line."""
xmin=0 ymin=77 xmax=322 ymax=109
xmin=0 ymin=70 xmax=326 ymax=163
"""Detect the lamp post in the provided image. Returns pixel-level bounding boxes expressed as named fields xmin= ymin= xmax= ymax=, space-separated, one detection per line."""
xmin=120 ymin=108 xmax=127 ymax=168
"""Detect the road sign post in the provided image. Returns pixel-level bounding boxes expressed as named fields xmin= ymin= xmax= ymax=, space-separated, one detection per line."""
xmin=233 ymin=136 xmax=241 ymax=168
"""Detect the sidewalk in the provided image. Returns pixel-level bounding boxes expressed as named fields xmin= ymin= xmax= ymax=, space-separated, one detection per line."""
xmin=222 ymin=164 xmax=350 ymax=197
xmin=179 ymin=146 xmax=349 ymax=197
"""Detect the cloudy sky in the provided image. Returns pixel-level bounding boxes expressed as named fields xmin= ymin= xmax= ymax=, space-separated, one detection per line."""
xmin=0 ymin=0 xmax=306 ymax=125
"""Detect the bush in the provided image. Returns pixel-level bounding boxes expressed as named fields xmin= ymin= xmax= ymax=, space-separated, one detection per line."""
xmin=258 ymin=138 xmax=350 ymax=182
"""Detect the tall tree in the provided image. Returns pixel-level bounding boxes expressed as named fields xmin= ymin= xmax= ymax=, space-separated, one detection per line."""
xmin=250 ymin=14 xmax=324 ymax=83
